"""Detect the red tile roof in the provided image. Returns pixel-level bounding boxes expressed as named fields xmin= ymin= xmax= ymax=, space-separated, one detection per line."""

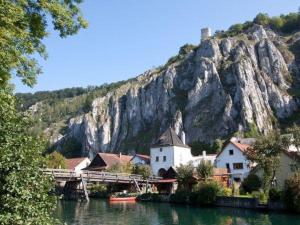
xmin=66 ymin=157 xmax=88 ymax=170
xmin=98 ymin=153 xmax=133 ymax=168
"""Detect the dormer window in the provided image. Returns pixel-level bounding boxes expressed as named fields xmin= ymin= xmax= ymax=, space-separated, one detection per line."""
xmin=160 ymin=148 xmax=163 ymax=152
xmin=229 ymin=150 xmax=234 ymax=155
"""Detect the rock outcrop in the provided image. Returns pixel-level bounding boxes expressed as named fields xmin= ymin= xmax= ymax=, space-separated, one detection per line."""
xmin=48 ymin=26 xmax=300 ymax=157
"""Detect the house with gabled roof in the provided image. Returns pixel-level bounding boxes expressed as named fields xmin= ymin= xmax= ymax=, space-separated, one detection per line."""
xmin=85 ymin=153 xmax=133 ymax=171
xmin=130 ymin=154 xmax=150 ymax=165
xmin=150 ymin=127 xmax=216 ymax=176
xmin=65 ymin=157 xmax=91 ymax=172
xmin=215 ymin=140 xmax=253 ymax=182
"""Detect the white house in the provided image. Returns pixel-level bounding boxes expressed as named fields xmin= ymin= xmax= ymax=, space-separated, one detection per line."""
xmin=150 ymin=128 xmax=216 ymax=176
xmin=66 ymin=157 xmax=91 ymax=173
xmin=215 ymin=140 xmax=252 ymax=182
xmin=130 ymin=154 xmax=150 ymax=165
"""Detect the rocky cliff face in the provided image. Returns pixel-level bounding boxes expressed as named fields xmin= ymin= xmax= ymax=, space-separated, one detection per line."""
xmin=47 ymin=25 xmax=300 ymax=157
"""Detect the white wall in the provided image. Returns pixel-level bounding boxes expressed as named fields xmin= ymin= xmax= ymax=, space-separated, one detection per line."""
xmin=215 ymin=143 xmax=251 ymax=181
xmin=74 ymin=158 xmax=91 ymax=173
xmin=150 ymin=146 xmax=193 ymax=176
xmin=150 ymin=146 xmax=175 ymax=175
xmin=131 ymin=156 xmax=147 ymax=165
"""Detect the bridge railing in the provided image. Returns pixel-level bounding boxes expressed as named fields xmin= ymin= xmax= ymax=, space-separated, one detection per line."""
xmin=43 ymin=169 xmax=163 ymax=182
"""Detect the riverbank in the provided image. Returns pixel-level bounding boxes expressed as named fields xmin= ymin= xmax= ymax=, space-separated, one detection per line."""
xmin=136 ymin=193 xmax=287 ymax=213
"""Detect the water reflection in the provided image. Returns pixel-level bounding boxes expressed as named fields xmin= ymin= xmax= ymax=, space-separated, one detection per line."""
xmin=55 ymin=199 xmax=300 ymax=225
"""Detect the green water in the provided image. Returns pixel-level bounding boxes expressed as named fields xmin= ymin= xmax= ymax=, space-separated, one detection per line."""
xmin=55 ymin=199 xmax=300 ymax=225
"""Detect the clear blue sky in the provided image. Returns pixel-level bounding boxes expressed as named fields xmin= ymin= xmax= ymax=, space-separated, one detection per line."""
xmin=14 ymin=0 xmax=300 ymax=93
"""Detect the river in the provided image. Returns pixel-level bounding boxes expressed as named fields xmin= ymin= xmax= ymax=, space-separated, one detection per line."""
xmin=55 ymin=199 xmax=300 ymax=225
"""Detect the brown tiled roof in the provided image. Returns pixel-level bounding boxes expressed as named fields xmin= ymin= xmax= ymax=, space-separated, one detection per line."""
xmin=217 ymin=141 xmax=251 ymax=157
xmin=98 ymin=153 xmax=133 ymax=168
xmin=66 ymin=157 xmax=88 ymax=170
xmin=213 ymin=168 xmax=229 ymax=176
xmin=152 ymin=127 xmax=190 ymax=148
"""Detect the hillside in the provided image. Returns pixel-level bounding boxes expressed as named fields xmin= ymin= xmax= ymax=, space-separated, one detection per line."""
xmin=17 ymin=13 xmax=300 ymax=158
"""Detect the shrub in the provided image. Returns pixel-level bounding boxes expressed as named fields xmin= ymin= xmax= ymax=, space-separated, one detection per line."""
xmin=269 ymin=188 xmax=282 ymax=202
xmin=169 ymin=191 xmax=190 ymax=204
xmin=132 ymin=164 xmax=152 ymax=179
xmin=283 ymin=172 xmax=300 ymax=212
xmin=252 ymin=191 xmax=268 ymax=203
xmin=197 ymin=182 xmax=222 ymax=206
xmin=242 ymin=174 xmax=262 ymax=193
xmin=90 ymin=184 xmax=109 ymax=198
xmin=137 ymin=193 xmax=164 ymax=202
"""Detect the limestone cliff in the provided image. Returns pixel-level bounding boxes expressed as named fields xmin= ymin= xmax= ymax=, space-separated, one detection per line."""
xmin=25 ymin=25 xmax=300 ymax=157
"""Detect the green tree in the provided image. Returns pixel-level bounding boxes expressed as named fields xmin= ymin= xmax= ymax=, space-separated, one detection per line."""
xmin=46 ymin=151 xmax=66 ymax=169
xmin=254 ymin=13 xmax=270 ymax=26
xmin=0 ymin=91 xmax=58 ymax=224
xmin=196 ymin=160 xmax=213 ymax=182
xmin=241 ymin=174 xmax=262 ymax=193
xmin=132 ymin=164 xmax=152 ymax=179
xmin=0 ymin=0 xmax=87 ymax=88
xmin=283 ymin=172 xmax=300 ymax=212
xmin=176 ymin=163 xmax=195 ymax=191
xmin=245 ymin=131 xmax=285 ymax=193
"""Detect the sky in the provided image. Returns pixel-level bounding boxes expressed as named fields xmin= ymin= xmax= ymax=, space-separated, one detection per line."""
xmin=14 ymin=0 xmax=300 ymax=93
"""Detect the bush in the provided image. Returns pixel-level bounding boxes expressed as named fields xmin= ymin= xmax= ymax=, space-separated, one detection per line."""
xmin=269 ymin=188 xmax=282 ymax=202
xmin=90 ymin=184 xmax=109 ymax=198
xmin=252 ymin=191 xmax=268 ymax=203
xmin=283 ymin=172 xmax=300 ymax=212
xmin=137 ymin=193 xmax=164 ymax=202
xmin=197 ymin=182 xmax=223 ymax=206
xmin=132 ymin=164 xmax=152 ymax=179
xmin=242 ymin=174 xmax=262 ymax=193
xmin=169 ymin=191 xmax=190 ymax=204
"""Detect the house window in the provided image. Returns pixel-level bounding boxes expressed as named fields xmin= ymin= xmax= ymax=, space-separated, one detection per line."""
xmin=163 ymin=156 xmax=166 ymax=162
xmin=226 ymin=163 xmax=230 ymax=170
xmin=229 ymin=150 xmax=234 ymax=155
xmin=160 ymin=148 xmax=163 ymax=152
xmin=233 ymin=163 xmax=243 ymax=170
xmin=156 ymin=156 xmax=159 ymax=162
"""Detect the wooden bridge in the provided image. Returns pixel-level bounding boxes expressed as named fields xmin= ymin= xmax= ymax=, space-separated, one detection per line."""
xmin=43 ymin=169 xmax=164 ymax=201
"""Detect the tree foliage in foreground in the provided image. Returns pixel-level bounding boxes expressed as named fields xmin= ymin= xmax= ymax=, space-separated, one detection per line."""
xmin=0 ymin=91 xmax=58 ymax=224
xmin=283 ymin=172 xmax=300 ymax=212
xmin=176 ymin=163 xmax=195 ymax=191
xmin=0 ymin=0 xmax=87 ymax=88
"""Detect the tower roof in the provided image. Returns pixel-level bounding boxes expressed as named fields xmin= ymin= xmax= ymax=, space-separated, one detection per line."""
xmin=152 ymin=127 xmax=190 ymax=148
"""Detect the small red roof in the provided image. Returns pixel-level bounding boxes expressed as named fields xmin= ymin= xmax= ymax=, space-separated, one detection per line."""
xmin=131 ymin=154 xmax=150 ymax=163
xmin=217 ymin=141 xmax=251 ymax=157
xmin=66 ymin=157 xmax=88 ymax=170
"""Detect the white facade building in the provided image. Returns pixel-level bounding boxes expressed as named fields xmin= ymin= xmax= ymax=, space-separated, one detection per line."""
xmin=150 ymin=128 xmax=216 ymax=176
xmin=215 ymin=141 xmax=252 ymax=182
xmin=131 ymin=154 xmax=150 ymax=165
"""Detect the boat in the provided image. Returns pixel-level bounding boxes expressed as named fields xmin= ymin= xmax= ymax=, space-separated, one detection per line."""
xmin=109 ymin=196 xmax=137 ymax=202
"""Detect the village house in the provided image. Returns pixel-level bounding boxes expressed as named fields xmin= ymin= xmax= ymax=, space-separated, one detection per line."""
xmin=130 ymin=154 xmax=150 ymax=165
xmin=65 ymin=157 xmax=91 ymax=172
xmin=85 ymin=153 xmax=133 ymax=171
xmin=254 ymin=150 xmax=300 ymax=189
xmin=215 ymin=140 xmax=253 ymax=182
xmin=150 ymin=127 xmax=216 ymax=176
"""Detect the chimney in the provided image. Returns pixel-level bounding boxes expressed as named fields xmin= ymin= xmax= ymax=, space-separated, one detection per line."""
xmin=202 ymin=151 xmax=206 ymax=158
xmin=181 ymin=131 xmax=186 ymax=145
xmin=119 ymin=152 xmax=122 ymax=158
